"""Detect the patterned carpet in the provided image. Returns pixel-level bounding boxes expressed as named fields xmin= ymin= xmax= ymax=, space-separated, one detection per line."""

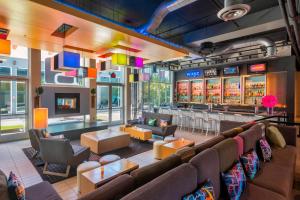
xmin=22 ymin=138 xmax=153 ymax=184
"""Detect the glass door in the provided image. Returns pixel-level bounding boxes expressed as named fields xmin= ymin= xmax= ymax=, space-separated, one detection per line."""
xmin=0 ymin=79 xmax=28 ymax=139
xmin=96 ymin=84 xmax=124 ymax=125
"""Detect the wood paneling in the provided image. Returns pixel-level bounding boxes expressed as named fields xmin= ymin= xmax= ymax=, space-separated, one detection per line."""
xmin=0 ymin=0 xmax=187 ymax=62
xmin=266 ymin=72 xmax=287 ymax=105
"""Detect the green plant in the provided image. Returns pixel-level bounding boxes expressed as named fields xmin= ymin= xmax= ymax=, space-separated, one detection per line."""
xmin=35 ymin=86 xmax=44 ymax=96
xmin=91 ymin=88 xmax=96 ymax=96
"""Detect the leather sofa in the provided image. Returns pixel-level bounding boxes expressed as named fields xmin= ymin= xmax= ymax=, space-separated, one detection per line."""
xmin=129 ymin=112 xmax=177 ymax=139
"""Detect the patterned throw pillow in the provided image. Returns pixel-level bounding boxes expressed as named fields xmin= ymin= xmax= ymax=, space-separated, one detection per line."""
xmin=240 ymin=150 xmax=260 ymax=180
xmin=148 ymin=118 xmax=156 ymax=126
xmin=7 ymin=172 xmax=25 ymax=200
xmin=138 ymin=117 xmax=145 ymax=125
xmin=221 ymin=161 xmax=246 ymax=200
xmin=259 ymin=138 xmax=272 ymax=162
xmin=182 ymin=180 xmax=215 ymax=200
xmin=159 ymin=119 xmax=168 ymax=128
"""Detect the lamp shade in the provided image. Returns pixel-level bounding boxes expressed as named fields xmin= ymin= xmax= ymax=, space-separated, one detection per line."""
xmin=112 ymin=53 xmax=127 ymax=66
xmin=33 ymin=108 xmax=48 ymax=129
xmin=0 ymin=39 xmax=11 ymax=55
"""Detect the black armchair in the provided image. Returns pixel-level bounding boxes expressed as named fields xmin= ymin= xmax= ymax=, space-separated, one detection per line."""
xmin=40 ymin=138 xmax=90 ymax=177
xmin=28 ymin=129 xmax=46 ymax=159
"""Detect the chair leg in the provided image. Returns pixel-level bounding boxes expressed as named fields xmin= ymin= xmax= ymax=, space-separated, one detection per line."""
xmin=43 ymin=162 xmax=71 ymax=178
xmin=32 ymin=151 xmax=38 ymax=159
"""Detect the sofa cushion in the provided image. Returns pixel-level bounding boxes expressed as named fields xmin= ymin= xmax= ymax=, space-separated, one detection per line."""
xmin=212 ymin=138 xmax=238 ymax=172
xmin=148 ymin=118 xmax=156 ymax=126
xmin=175 ymin=147 xmax=196 ymax=163
xmin=130 ymin=154 xmax=182 ymax=187
xmin=239 ymin=124 xmax=263 ymax=153
xmin=182 ymin=180 xmax=215 ymax=200
xmin=258 ymin=138 xmax=272 ymax=162
xmin=221 ymin=161 xmax=247 ymax=200
xmin=189 ymin=148 xmax=220 ymax=199
xmin=220 ymin=120 xmax=246 ymax=133
xmin=79 ymin=175 xmax=134 ymax=200
xmin=221 ymin=129 xmax=240 ymax=138
xmin=266 ymin=126 xmax=286 ymax=148
xmin=7 ymin=172 xmax=25 ymax=200
xmin=271 ymin=145 xmax=296 ymax=168
xmin=159 ymin=119 xmax=168 ymax=128
xmin=122 ymin=163 xmax=198 ymax=200
xmin=251 ymin=163 xmax=293 ymax=198
xmin=194 ymin=135 xmax=225 ymax=154
xmin=240 ymin=182 xmax=285 ymax=200
xmin=0 ymin=170 xmax=9 ymax=200
xmin=240 ymin=150 xmax=260 ymax=180
xmin=25 ymin=181 xmax=62 ymax=200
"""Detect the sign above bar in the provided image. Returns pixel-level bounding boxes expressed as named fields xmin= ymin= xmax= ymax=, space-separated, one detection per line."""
xmin=223 ymin=66 xmax=240 ymax=76
xmin=248 ymin=63 xmax=267 ymax=74
xmin=186 ymin=69 xmax=203 ymax=78
xmin=204 ymin=68 xmax=219 ymax=77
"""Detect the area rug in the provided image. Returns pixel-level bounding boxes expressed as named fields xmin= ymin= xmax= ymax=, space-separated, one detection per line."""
xmin=22 ymin=138 xmax=153 ymax=184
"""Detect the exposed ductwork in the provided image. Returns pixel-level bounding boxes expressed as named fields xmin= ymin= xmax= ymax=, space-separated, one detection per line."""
xmin=217 ymin=0 xmax=251 ymax=21
xmin=206 ymin=37 xmax=276 ymax=58
xmin=138 ymin=0 xmax=198 ymax=33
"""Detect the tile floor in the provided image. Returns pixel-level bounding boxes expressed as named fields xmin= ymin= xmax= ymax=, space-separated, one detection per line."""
xmin=0 ymin=128 xmax=215 ymax=200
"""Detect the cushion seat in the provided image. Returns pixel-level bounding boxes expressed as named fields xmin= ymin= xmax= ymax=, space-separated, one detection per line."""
xmin=240 ymin=182 xmax=285 ymax=200
xmin=135 ymin=124 xmax=163 ymax=135
xmin=271 ymin=145 xmax=297 ymax=168
xmin=25 ymin=181 xmax=62 ymax=200
xmin=251 ymin=162 xmax=293 ymax=198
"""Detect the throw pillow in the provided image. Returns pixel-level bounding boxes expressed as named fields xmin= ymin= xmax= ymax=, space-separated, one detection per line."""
xmin=221 ymin=161 xmax=246 ymax=200
xmin=266 ymin=126 xmax=286 ymax=148
xmin=159 ymin=119 xmax=168 ymax=128
xmin=138 ymin=117 xmax=145 ymax=125
xmin=182 ymin=180 xmax=215 ymax=200
xmin=259 ymin=138 xmax=272 ymax=162
xmin=240 ymin=150 xmax=260 ymax=180
xmin=7 ymin=172 xmax=25 ymax=200
xmin=148 ymin=118 xmax=156 ymax=126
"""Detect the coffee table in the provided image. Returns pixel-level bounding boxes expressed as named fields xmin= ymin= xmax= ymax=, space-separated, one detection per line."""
xmin=80 ymin=159 xmax=139 ymax=195
xmin=123 ymin=126 xmax=152 ymax=141
xmin=80 ymin=129 xmax=130 ymax=154
xmin=160 ymin=138 xmax=195 ymax=159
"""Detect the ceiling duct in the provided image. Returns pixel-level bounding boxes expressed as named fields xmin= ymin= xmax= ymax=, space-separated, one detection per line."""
xmin=217 ymin=0 xmax=251 ymax=21
xmin=138 ymin=0 xmax=198 ymax=33
xmin=207 ymin=37 xmax=276 ymax=58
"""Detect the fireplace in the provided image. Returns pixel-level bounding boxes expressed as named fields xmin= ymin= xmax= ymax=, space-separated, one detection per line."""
xmin=55 ymin=93 xmax=80 ymax=114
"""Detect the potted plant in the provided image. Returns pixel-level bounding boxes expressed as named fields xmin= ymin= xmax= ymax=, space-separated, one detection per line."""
xmin=34 ymin=86 xmax=44 ymax=108
xmin=91 ymin=88 xmax=96 ymax=108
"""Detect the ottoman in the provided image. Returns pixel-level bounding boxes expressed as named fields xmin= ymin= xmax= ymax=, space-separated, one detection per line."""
xmin=77 ymin=161 xmax=101 ymax=193
xmin=153 ymin=141 xmax=167 ymax=160
xmin=99 ymin=154 xmax=121 ymax=165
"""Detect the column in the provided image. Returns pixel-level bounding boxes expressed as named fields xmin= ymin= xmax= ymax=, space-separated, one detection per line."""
xmin=124 ymin=67 xmax=131 ymax=122
xmin=89 ymin=58 xmax=97 ymax=122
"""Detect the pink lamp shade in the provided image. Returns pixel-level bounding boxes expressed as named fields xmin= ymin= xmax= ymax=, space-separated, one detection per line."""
xmin=135 ymin=57 xmax=144 ymax=68
xmin=33 ymin=108 xmax=48 ymax=129
xmin=262 ymin=95 xmax=278 ymax=108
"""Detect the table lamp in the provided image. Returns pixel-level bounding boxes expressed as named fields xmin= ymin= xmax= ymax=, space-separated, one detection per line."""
xmin=33 ymin=108 xmax=48 ymax=130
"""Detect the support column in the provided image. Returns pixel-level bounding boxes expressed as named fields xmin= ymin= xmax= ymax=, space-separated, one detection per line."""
xmin=89 ymin=59 xmax=97 ymax=122
xmin=28 ymin=48 xmax=41 ymax=129
xmin=124 ymin=68 xmax=131 ymax=122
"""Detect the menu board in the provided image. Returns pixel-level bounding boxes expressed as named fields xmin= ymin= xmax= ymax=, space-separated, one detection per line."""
xmin=177 ymin=81 xmax=190 ymax=102
xmin=244 ymin=75 xmax=266 ymax=105
xmin=191 ymin=80 xmax=204 ymax=103
xmin=248 ymin=63 xmax=267 ymax=74
xmin=205 ymin=78 xmax=221 ymax=104
xmin=223 ymin=77 xmax=241 ymax=104
xmin=223 ymin=66 xmax=240 ymax=76
xmin=204 ymin=68 xmax=219 ymax=77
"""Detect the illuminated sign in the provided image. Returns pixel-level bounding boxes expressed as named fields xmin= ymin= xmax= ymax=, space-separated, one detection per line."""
xmin=204 ymin=68 xmax=219 ymax=77
xmin=186 ymin=69 xmax=203 ymax=78
xmin=248 ymin=63 xmax=267 ymax=73
xmin=223 ymin=66 xmax=240 ymax=76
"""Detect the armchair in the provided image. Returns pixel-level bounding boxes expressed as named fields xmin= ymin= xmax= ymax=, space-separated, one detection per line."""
xmin=40 ymin=138 xmax=90 ymax=177
xmin=28 ymin=129 xmax=46 ymax=159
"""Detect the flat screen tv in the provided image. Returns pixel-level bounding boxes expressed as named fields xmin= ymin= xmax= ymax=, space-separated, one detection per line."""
xmin=223 ymin=66 xmax=240 ymax=76
xmin=248 ymin=63 xmax=267 ymax=74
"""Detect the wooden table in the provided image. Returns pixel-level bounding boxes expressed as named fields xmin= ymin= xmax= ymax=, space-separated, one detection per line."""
xmin=80 ymin=159 xmax=139 ymax=195
xmin=123 ymin=126 xmax=152 ymax=141
xmin=160 ymin=138 xmax=195 ymax=159
xmin=80 ymin=130 xmax=130 ymax=154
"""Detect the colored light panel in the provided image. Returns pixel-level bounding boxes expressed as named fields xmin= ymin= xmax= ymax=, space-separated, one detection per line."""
xmin=135 ymin=57 xmax=144 ymax=68
xmin=87 ymin=68 xmax=97 ymax=79
xmin=112 ymin=53 xmax=127 ymax=66
xmin=33 ymin=108 xmax=48 ymax=129
xmin=0 ymin=39 xmax=11 ymax=55
xmin=248 ymin=63 xmax=266 ymax=73
xmin=56 ymin=51 xmax=80 ymax=70
xmin=64 ymin=69 xmax=77 ymax=77
xmin=141 ymin=73 xmax=150 ymax=81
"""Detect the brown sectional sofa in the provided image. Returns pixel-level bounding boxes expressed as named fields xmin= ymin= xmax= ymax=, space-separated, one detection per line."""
xmin=79 ymin=122 xmax=297 ymax=200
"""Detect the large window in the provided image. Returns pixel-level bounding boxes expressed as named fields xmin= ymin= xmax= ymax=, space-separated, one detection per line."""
xmin=141 ymin=67 xmax=173 ymax=108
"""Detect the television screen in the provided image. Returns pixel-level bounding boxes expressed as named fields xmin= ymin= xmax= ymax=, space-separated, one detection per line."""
xmin=248 ymin=63 xmax=267 ymax=73
xmin=223 ymin=66 xmax=240 ymax=76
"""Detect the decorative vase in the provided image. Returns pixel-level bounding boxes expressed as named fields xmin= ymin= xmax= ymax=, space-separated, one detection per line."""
xmin=34 ymin=96 xmax=40 ymax=108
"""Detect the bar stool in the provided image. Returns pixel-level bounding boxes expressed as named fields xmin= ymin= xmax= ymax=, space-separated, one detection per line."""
xmin=202 ymin=112 xmax=214 ymax=136
xmin=190 ymin=110 xmax=203 ymax=133
xmin=178 ymin=110 xmax=191 ymax=131
xmin=214 ymin=113 xmax=225 ymax=135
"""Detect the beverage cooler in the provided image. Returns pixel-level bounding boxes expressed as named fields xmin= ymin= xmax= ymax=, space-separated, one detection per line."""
xmin=243 ymin=75 xmax=266 ymax=105
xmin=191 ymin=79 xmax=204 ymax=103
xmin=205 ymin=78 xmax=221 ymax=104
xmin=176 ymin=80 xmax=190 ymax=103
xmin=222 ymin=77 xmax=241 ymax=104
